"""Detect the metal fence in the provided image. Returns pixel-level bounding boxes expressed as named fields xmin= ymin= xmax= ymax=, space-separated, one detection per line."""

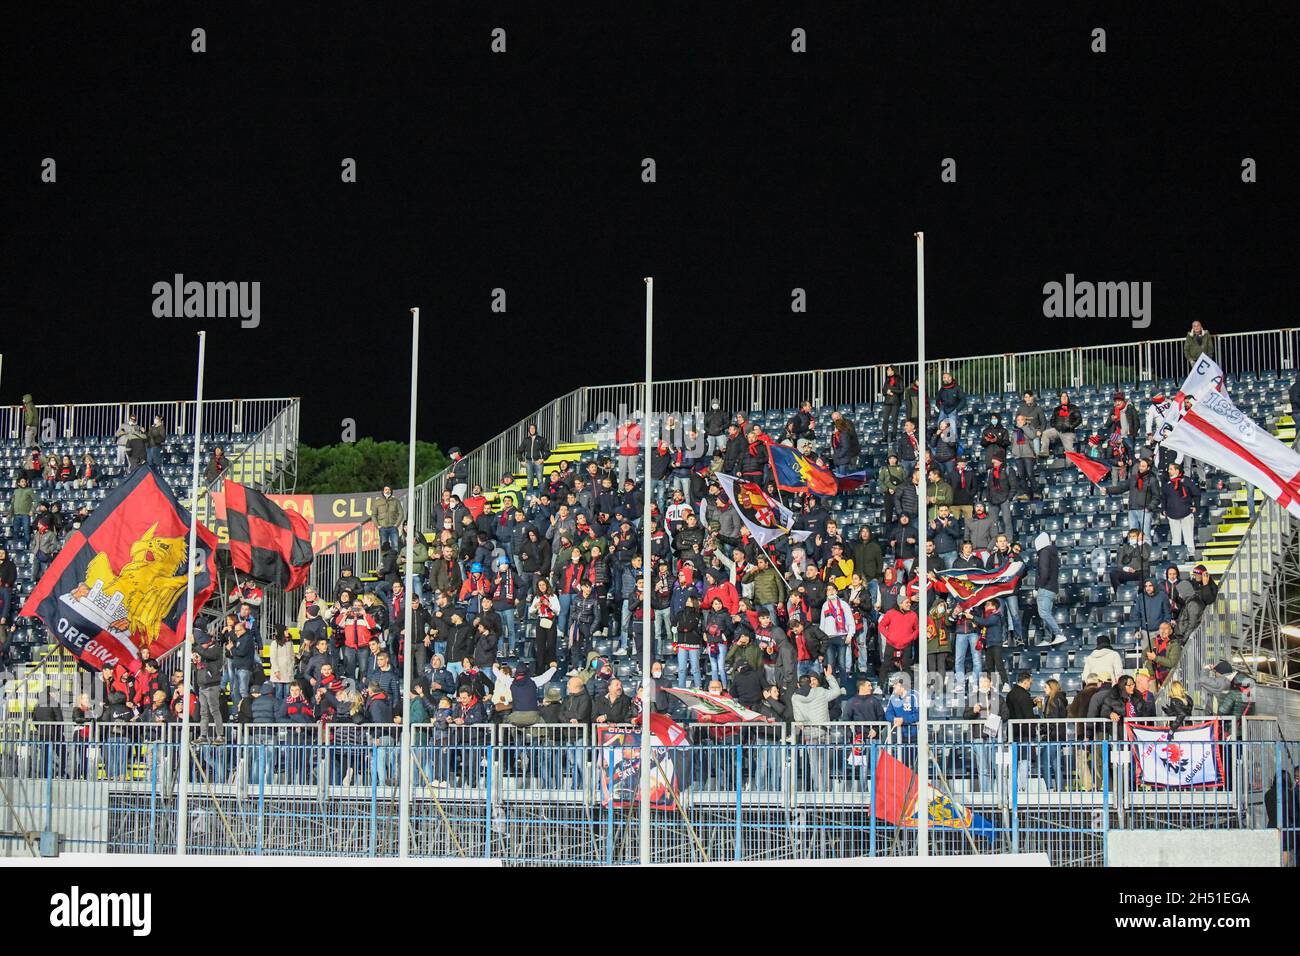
xmin=0 ymin=397 xmax=298 ymax=442
xmin=2 ymin=717 xmax=1293 ymax=864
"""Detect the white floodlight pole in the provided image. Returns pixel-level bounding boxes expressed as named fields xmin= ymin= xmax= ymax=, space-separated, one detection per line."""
xmin=398 ymin=307 xmax=420 ymax=856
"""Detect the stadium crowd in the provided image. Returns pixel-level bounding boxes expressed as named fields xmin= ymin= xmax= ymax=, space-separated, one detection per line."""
xmin=6 ymin=327 xmax=1294 ymax=766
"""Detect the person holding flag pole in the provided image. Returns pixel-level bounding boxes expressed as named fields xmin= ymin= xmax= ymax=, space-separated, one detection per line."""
xmin=176 ymin=331 xmax=206 ymax=856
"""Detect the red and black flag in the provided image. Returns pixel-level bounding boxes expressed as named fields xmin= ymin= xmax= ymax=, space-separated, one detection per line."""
xmin=221 ymin=481 xmax=313 ymax=591
xmin=21 ymin=467 xmax=218 ymax=674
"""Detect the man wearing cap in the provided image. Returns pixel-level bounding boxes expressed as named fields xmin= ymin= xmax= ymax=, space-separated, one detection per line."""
xmin=1081 ymin=635 xmax=1125 ymax=687
xmin=445 ymin=447 xmax=469 ymax=502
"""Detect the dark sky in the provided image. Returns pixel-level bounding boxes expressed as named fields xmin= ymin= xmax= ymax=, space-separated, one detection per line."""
xmin=4 ymin=3 xmax=1293 ymax=448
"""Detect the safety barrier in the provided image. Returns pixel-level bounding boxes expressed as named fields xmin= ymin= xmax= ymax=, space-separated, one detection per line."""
xmin=404 ymin=327 xmax=1296 ymax=530
xmin=0 ymin=397 xmax=298 ymax=442
xmin=1 ymin=717 xmax=1293 ymax=864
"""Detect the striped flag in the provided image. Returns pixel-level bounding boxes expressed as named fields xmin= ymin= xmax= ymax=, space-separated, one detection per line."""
xmin=768 ymin=443 xmax=839 ymax=496
xmin=1160 ymin=387 xmax=1300 ymax=518
xmin=20 ymin=467 xmax=218 ymax=673
xmin=665 ymin=686 xmax=773 ymax=723
xmin=715 ymin=472 xmax=812 ymax=547
xmin=931 ymin=560 xmax=1025 ymax=612
xmin=220 ymin=481 xmax=314 ymax=590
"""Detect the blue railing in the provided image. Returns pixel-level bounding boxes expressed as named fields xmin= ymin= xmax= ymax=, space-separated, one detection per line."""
xmin=0 ymin=719 xmax=1293 ymax=865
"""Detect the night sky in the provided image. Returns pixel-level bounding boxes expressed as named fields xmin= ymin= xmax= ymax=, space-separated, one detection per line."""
xmin=4 ymin=3 xmax=1292 ymax=448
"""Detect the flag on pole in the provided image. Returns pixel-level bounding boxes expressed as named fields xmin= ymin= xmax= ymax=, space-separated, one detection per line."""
xmin=21 ymin=467 xmax=218 ymax=673
xmin=871 ymin=750 xmax=997 ymax=837
xmin=832 ymin=469 xmax=868 ymax=492
xmin=1159 ymin=388 xmax=1300 ymax=518
xmin=1064 ymin=450 xmax=1111 ymax=485
xmin=1126 ymin=721 xmax=1224 ymax=788
xmin=218 ymin=481 xmax=314 ymax=590
xmin=767 ymin=443 xmax=840 ymax=496
xmin=714 ymin=472 xmax=812 ymax=547
xmin=930 ymin=560 xmax=1025 ymax=612
xmin=1174 ymin=355 xmax=1228 ymax=406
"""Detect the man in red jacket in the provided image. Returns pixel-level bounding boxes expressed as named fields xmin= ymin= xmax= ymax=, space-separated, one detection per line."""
xmin=334 ymin=599 xmax=378 ymax=682
xmin=878 ymin=595 xmax=919 ymax=687
xmin=616 ymin=417 xmax=642 ymax=488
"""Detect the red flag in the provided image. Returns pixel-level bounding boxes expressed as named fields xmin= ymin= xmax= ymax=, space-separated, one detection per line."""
xmin=20 ymin=467 xmax=218 ymax=673
xmin=1065 ymin=451 xmax=1110 ymax=485
xmin=218 ymin=482 xmax=314 ymax=591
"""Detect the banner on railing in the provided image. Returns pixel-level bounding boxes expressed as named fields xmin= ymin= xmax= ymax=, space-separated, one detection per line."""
xmin=1126 ymin=721 xmax=1224 ymax=789
xmin=872 ymin=750 xmax=997 ymax=837
xmin=596 ymin=713 xmax=690 ymax=810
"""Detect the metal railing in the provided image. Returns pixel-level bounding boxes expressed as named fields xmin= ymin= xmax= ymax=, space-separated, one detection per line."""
xmin=1 ymin=715 xmax=1292 ymax=863
xmin=403 ymin=327 xmax=1297 ymax=524
xmin=1 ymin=397 xmax=298 ymax=442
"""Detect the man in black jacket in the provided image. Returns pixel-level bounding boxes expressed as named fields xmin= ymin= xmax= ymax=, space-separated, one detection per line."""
xmin=704 ymin=400 xmax=729 ymax=457
xmin=193 ymin=627 xmax=226 ymax=743
xmin=1033 ymin=531 xmax=1065 ymax=646
xmin=1005 ymin=670 xmax=1038 ymax=789
xmin=517 ymin=424 xmax=550 ymax=494
xmin=1040 ymin=391 xmax=1082 ymax=456
xmin=721 ymin=424 xmax=745 ymax=474
xmin=730 ymin=659 xmax=765 ymax=709
xmin=841 ymin=678 xmax=886 ymax=724
xmin=852 ymin=526 xmax=884 ymax=582
xmin=786 ymin=402 xmax=816 ymax=442
xmin=593 ymin=678 xmax=635 ymax=724
xmin=1163 ymin=462 xmax=1202 ymax=559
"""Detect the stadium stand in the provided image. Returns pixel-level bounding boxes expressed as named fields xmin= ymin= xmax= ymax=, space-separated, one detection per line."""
xmin=1 ymin=333 xmax=1297 ymax=864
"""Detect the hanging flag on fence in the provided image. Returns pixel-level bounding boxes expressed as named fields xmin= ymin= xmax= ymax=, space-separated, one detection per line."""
xmin=1126 ymin=721 xmax=1224 ymax=789
xmin=715 ymin=472 xmax=813 ymax=547
xmin=217 ymin=481 xmax=314 ymax=590
xmin=871 ymin=750 xmax=997 ymax=838
xmin=929 ymin=560 xmax=1026 ymax=612
xmin=595 ymin=712 xmax=690 ymax=810
xmin=1064 ymin=450 xmax=1111 ymax=486
xmin=768 ymin=443 xmax=840 ymax=496
xmin=21 ymin=467 xmax=218 ymax=673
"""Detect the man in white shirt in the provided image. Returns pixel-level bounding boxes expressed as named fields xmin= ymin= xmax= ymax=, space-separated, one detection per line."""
xmin=819 ymin=584 xmax=855 ymax=678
